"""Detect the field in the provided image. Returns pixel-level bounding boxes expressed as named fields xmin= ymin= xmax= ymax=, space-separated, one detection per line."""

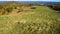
xmin=0 ymin=5 xmax=60 ymax=34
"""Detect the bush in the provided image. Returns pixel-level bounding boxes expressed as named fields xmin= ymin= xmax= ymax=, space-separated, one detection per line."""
xmin=5 ymin=7 xmax=13 ymax=12
xmin=0 ymin=5 xmax=3 ymax=9
xmin=48 ymin=5 xmax=60 ymax=11
xmin=31 ymin=6 xmax=36 ymax=9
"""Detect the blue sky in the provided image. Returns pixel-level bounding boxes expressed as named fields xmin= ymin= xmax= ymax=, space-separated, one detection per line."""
xmin=0 ymin=0 xmax=60 ymax=2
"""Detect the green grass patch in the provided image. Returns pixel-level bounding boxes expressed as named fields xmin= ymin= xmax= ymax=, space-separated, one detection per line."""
xmin=0 ymin=6 xmax=60 ymax=34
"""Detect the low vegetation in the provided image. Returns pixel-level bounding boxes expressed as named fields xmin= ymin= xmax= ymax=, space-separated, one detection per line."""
xmin=48 ymin=4 xmax=60 ymax=11
xmin=0 ymin=2 xmax=60 ymax=34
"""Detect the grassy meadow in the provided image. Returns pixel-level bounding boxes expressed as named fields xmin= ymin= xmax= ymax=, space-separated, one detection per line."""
xmin=0 ymin=2 xmax=60 ymax=34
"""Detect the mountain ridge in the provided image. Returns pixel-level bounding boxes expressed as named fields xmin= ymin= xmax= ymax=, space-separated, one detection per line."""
xmin=0 ymin=1 xmax=60 ymax=5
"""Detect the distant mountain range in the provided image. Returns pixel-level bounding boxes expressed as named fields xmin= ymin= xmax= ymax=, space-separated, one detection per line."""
xmin=0 ymin=1 xmax=60 ymax=5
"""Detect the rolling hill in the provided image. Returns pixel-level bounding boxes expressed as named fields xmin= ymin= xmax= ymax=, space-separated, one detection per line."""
xmin=0 ymin=1 xmax=60 ymax=34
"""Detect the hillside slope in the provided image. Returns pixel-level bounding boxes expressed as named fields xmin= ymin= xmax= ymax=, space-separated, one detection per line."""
xmin=0 ymin=6 xmax=60 ymax=34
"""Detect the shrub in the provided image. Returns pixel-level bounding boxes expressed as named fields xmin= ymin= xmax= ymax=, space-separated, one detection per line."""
xmin=5 ymin=7 xmax=13 ymax=12
xmin=31 ymin=6 xmax=36 ymax=9
xmin=48 ymin=5 xmax=60 ymax=11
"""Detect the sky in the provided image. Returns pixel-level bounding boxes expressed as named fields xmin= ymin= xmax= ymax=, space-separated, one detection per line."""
xmin=0 ymin=0 xmax=60 ymax=2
